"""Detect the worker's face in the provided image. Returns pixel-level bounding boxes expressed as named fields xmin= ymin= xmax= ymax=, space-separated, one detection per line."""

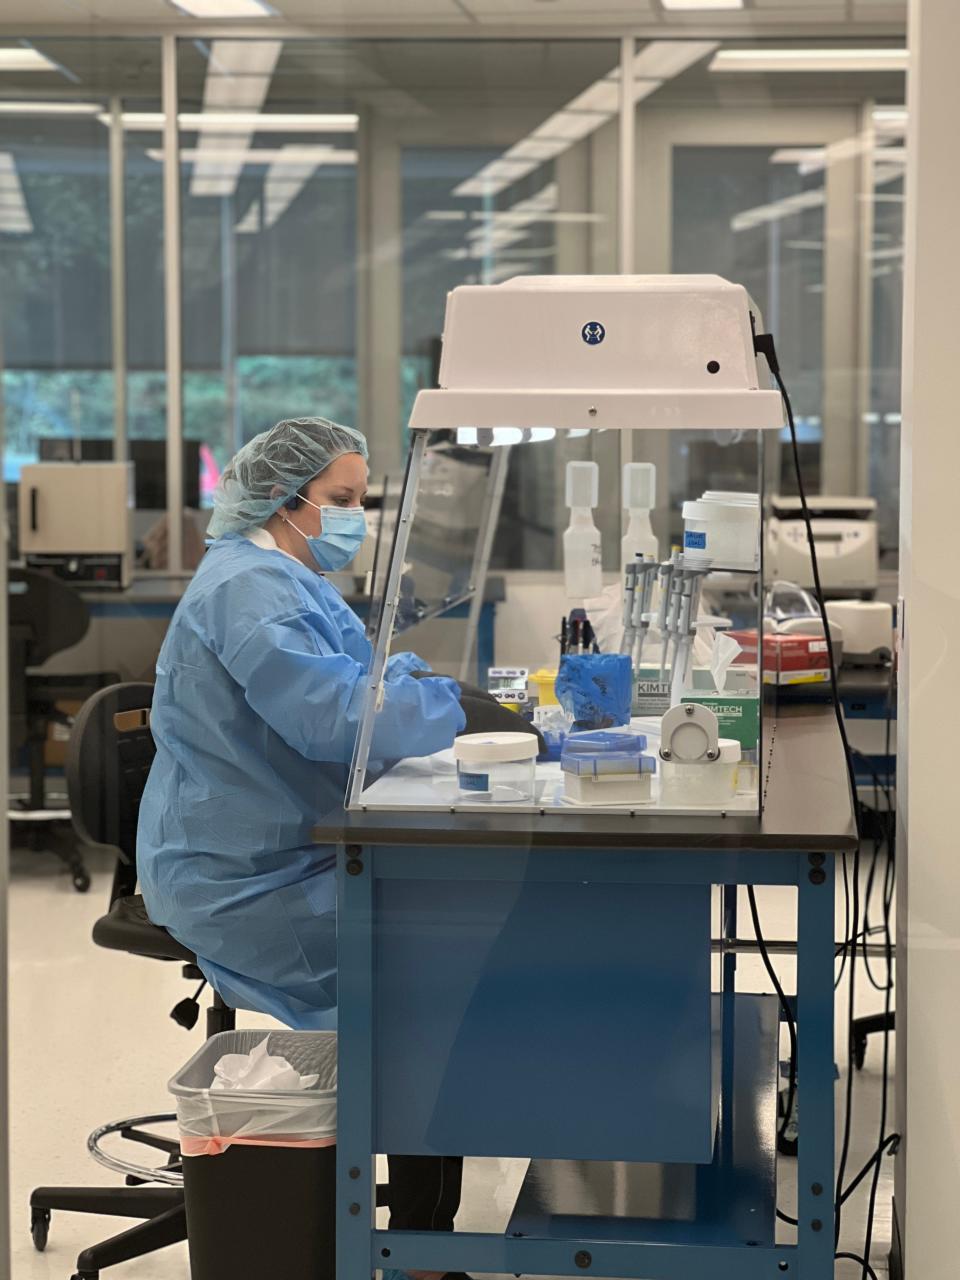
xmin=297 ymin=453 xmax=369 ymax=537
xmin=271 ymin=451 xmax=369 ymax=571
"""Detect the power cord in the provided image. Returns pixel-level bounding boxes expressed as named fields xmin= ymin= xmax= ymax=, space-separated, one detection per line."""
xmin=747 ymin=885 xmax=797 ymax=1146
xmin=755 ymin=331 xmax=876 ymax=1272
xmin=835 ymin=1253 xmax=880 ymax=1280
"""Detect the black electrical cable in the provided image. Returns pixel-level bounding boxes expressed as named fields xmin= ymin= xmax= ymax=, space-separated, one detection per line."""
xmin=861 ymin=683 xmax=897 ymax=1273
xmin=835 ymin=851 xmax=852 ymax=989
xmin=754 ymin=333 xmax=865 ymax=1262
xmin=747 ymin=885 xmax=797 ymax=1146
xmin=836 ymin=1253 xmax=880 ymax=1280
xmin=841 ymin=667 xmax=897 ymax=1271
xmin=850 ymin=749 xmax=894 ymax=995
xmin=840 ymin=1132 xmax=900 ymax=1206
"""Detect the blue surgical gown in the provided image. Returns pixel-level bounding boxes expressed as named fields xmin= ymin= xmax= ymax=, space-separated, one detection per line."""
xmin=137 ymin=534 xmax=465 ymax=1028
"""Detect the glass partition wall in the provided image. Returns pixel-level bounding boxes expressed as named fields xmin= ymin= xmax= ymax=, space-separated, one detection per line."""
xmin=0 ymin=34 xmax=906 ymax=578
xmin=0 ymin=25 xmax=908 ymax=1280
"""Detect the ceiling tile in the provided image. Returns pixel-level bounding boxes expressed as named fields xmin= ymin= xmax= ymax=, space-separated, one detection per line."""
xmin=0 ymin=0 xmax=471 ymax=21
xmin=460 ymin=0 xmax=655 ymax=17
xmin=852 ymin=0 xmax=907 ymax=15
xmin=272 ymin=0 xmax=469 ymax=18
xmin=751 ymin=0 xmax=846 ymax=7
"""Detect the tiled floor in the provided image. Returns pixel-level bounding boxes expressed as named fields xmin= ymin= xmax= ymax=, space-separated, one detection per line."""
xmin=8 ymin=836 xmax=895 ymax=1279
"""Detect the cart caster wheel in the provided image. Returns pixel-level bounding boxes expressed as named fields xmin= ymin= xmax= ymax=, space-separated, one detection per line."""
xmin=30 ymin=1206 xmax=50 ymax=1251
xmin=72 ymin=870 xmax=91 ymax=893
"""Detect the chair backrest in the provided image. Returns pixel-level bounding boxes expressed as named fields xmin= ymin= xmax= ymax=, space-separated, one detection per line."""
xmin=66 ymin=682 xmax=156 ymax=866
xmin=8 ymin=567 xmax=90 ymax=668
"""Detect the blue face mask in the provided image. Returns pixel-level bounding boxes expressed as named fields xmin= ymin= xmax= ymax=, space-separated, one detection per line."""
xmin=284 ymin=497 xmax=367 ymax=572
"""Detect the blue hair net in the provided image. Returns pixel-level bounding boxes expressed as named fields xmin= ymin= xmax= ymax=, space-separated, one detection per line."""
xmin=208 ymin=417 xmax=369 ymax=537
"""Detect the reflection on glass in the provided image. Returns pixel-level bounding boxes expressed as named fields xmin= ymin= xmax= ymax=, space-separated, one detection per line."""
xmin=353 ymin=424 xmax=766 ymax=817
xmin=869 ymin=170 xmax=904 ymax=562
xmin=177 ymin=38 xmax=358 ymax=487
xmin=398 ymin=40 xmax=621 ymax=571
xmin=673 ymin=144 xmax=825 ymax=507
xmin=398 ymin=441 xmax=494 ymax=628
xmin=0 ymin=111 xmax=113 ymax=480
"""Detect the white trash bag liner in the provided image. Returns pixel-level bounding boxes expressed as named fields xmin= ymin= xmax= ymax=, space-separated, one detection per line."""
xmin=169 ymin=1030 xmax=337 ymax=1157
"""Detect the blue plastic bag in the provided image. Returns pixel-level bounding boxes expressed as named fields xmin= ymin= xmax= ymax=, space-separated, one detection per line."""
xmin=555 ymin=653 xmax=633 ymax=731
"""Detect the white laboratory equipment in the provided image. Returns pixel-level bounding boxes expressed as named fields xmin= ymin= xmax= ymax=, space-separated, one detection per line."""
xmin=621 ymin=462 xmax=658 ymax=572
xmin=766 ymin=495 xmax=878 ymax=596
xmin=563 ymin=461 xmax=602 ymax=600
xmin=824 ymin=600 xmax=894 ymax=666
xmin=18 ymin=462 xmax=134 ymax=589
xmin=682 ymin=491 xmax=760 ymax=572
xmin=349 ymin=273 xmax=785 ymax=817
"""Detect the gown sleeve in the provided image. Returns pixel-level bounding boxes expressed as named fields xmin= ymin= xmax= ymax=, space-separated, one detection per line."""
xmin=216 ymin=604 xmax=464 ymax=765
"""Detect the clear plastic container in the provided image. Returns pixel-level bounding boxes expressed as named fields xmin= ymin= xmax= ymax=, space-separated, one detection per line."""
xmin=454 ymin=731 xmax=538 ymax=803
xmin=561 ymin=730 xmax=656 ymax=806
xmin=681 ymin=491 xmax=760 ymax=572
xmin=659 ymin=739 xmax=742 ymax=806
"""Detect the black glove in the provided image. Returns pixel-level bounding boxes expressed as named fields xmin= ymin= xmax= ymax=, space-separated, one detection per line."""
xmin=410 ymin=670 xmax=546 ymax=754
xmin=410 ymin=669 xmax=496 ymax=704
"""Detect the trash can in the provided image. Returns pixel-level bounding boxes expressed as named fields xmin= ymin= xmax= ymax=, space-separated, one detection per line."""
xmin=169 ymin=1029 xmax=338 ymax=1280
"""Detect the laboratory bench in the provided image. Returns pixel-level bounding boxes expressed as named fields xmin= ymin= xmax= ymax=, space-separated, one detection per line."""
xmin=316 ymin=701 xmax=855 ymax=1280
xmin=779 ymin=665 xmax=896 ymax=794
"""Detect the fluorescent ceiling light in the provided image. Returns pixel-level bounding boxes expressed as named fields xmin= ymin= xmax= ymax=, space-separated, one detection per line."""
xmin=453 ymin=41 xmax=716 ymax=201
xmin=710 ymin=48 xmax=908 ymax=73
xmin=873 ymin=106 xmax=907 ymax=137
xmin=770 ymin=148 xmax=826 ymax=166
xmin=233 ymin=141 xmax=352 ymax=229
xmin=149 ymin=145 xmax=355 ymax=166
xmin=630 ymin=40 xmax=718 ymax=80
xmin=425 ymin=210 xmax=467 ymax=222
xmin=469 ymin=209 xmax=602 ymax=226
xmin=661 ymin=0 xmax=742 ymax=7
xmin=99 ymin=111 xmax=164 ymax=128
xmin=189 ymin=38 xmax=281 ymax=196
xmin=101 ymin=111 xmax=357 ymax=132
xmin=873 ymin=107 xmax=907 ymax=124
xmin=0 ymin=151 xmax=32 ymax=234
xmin=199 ymin=39 xmax=281 ymax=111
xmin=169 ymin=0 xmax=275 ymax=16
xmin=732 ymin=187 xmax=825 ymax=233
xmin=182 ymin=111 xmax=357 ymax=131
xmin=0 ymin=47 xmax=60 ymax=72
xmin=0 ymin=101 xmax=101 ymax=115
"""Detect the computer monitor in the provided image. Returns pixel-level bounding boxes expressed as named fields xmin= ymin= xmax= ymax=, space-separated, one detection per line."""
xmin=38 ymin=438 xmax=202 ymax=508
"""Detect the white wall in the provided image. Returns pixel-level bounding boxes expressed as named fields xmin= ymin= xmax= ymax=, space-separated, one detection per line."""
xmin=896 ymin=2 xmax=960 ymax=1274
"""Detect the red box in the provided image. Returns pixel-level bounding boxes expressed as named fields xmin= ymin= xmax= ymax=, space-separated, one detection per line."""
xmin=727 ymin=629 xmax=830 ymax=686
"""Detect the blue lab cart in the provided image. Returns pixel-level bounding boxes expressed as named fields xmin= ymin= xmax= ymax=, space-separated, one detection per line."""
xmin=319 ymin=703 xmax=855 ymax=1280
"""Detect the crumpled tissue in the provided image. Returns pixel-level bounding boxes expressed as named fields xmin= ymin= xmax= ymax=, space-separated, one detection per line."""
xmin=211 ymin=1037 xmax=319 ymax=1092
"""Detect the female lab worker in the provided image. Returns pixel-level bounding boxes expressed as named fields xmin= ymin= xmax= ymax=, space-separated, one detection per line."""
xmin=137 ymin=417 xmax=466 ymax=1028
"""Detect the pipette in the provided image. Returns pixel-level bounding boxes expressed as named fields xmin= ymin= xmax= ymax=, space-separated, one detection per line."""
xmin=620 ymin=561 xmax=640 ymax=656
xmin=631 ymin=556 xmax=661 ymax=671
xmin=658 ymin=553 xmax=681 ymax=682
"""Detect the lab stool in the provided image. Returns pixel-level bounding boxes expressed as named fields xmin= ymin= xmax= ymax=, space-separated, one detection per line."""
xmin=29 ymin=893 xmax=236 ymax=1280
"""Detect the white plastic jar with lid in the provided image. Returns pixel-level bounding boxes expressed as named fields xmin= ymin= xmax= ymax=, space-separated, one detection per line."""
xmin=681 ymin=491 xmax=760 ymax=572
xmin=453 ymin=731 xmax=539 ymax=804
xmin=659 ymin=738 xmax=742 ymax=807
